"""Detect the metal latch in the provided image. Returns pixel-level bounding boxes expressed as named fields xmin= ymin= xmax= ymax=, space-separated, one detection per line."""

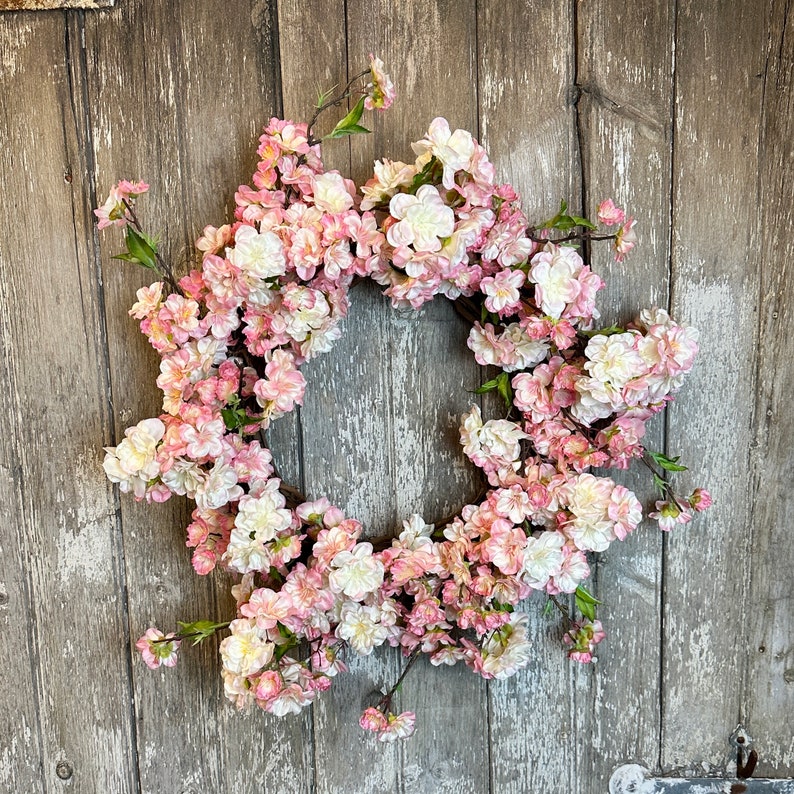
xmin=610 ymin=726 xmax=794 ymax=794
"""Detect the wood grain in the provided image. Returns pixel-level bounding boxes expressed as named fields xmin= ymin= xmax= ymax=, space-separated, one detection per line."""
xmin=478 ymin=2 xmax=583 ymax=792
xmin=746 ymin=0 xmax=794 ymax=777
xmin=346 ymin=5 xmax=490 ymax=793
xmin=0 ymin=12 xmax=137 ymax=792
xmin=575 ymin=1 xmax=675 ymax=789
xmin=84 ymin=1 xmax=311 ymax=791
xmin=0 ymin=0 xmax=792 ymax=789
xmin=662 ymin=0 xmax=767 ymax=775
xmin=0 ymin=15 xmax=47 ymax=791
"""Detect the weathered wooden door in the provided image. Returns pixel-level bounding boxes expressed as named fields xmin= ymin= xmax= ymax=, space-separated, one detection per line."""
xmin=1 ymin=1 xmax=792 ymax=792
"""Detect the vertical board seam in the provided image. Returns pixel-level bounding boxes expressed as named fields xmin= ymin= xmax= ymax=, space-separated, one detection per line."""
xmin=659 ymin=0 xmax=678 ymax=772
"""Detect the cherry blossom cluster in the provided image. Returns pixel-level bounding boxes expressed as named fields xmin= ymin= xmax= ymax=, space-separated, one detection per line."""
xmin=99 ymin=56 xmax=710 ymax=741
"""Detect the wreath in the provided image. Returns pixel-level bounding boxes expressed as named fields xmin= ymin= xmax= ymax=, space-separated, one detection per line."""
xmin=98 ymin=56 xmax=710 ymax=742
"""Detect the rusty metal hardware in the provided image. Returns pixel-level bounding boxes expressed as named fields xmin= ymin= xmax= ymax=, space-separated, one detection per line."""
xmin=609 ymin=764 xmax=794 ymax=793
xmin=610 ymin=726 xmax=793 ymax=793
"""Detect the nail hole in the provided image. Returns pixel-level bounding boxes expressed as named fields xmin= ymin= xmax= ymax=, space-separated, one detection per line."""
xmin=758 ymin=645 xmax=766 ymax=653
xmin=55 ymin=761 xmax=73 ymax=780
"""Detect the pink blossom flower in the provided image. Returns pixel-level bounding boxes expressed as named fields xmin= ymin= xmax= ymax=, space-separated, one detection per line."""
xmin=378 ymin=710 xmax=417 ymax=742
xmin=364 ymin=54 xmax=396 ymax=111
xmin=136 ymin=628 xmax=180 ymax=670
xmin=649 ymin=500 xmax=692 ymax=532
xmin=359 ymin=707 xmax=388 ymax=732
xmin=563 ymin=620 xmax=605 ymax=663
xmin=614 ymin=217 xmax=637 ymax=261
xmin=129 ymin=282 xmax=164 ymax=320
xmin=94 ymin=180 xmax=149 ymax=229
xmin=253 ymin=350 xmax=306 ymax=415
xmin=480 ymin=268 xmax=525 ymax=314
xmin=688 ymin=488 xmax=712 ymax=512
xmin=596 ymin=198 xmax=625 ymax=226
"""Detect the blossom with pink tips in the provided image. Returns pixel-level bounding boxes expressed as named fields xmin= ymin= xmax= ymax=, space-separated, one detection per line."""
xmin=364 ymin=54 xmax=396 ymax=111
xmin=688 ymin=488 xmax=712 ymax=512
xmin=480 ymin=268 xmax=525 ymax=314
xmin=614 ymin=217 xmax=638 ymax=261
xmin=649 ymin=499 xmax=693 ymax=532
xmin=136 ymin=628 xmax=180 ymax=669
xmin=387 ymin=184 xmax=455 ymax=252
xmin=94 ymin=180 xmax=149 ymax=229
xmin=563 ymin=620 xmax=606 ymax=663
xmin=596 ymin=198 xmax=626 ymax=226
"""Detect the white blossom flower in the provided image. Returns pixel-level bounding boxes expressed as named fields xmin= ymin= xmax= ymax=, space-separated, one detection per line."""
xmin=481 ymin=613 xmax=533 ymax=679
xmin=530 ymin=244 xmax=583 ymax=318
xmin=520 ymin=531 xmax=565 ymax=590
xmin=328 ymin=543 xmax=384 ymax=600
xmin=335 ymin=602 xmax=389 ymax=655
xmin=311 ymin=172 xmax=355 ymax=213
xmin=387 ymin=185 xmax=455 ymax=252
xmin=220 ymin=618 xmax=274 ymax=677
xmin=229 ymin=223 xmax=286 ymax=279
xmin=411 ymin=117 xmax=475 ymax=189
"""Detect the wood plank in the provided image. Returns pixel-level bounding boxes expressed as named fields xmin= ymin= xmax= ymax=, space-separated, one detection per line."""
xmin=83 ymin=1 xmax=312 ymax=790
xmin=479 ymin=2 xmax=582 ymax=791
xmin=0 ymin=12 xmax=137 ymax=793
xmin=745 ymin=0 xmax=794 ymax=777
xmin=574 ymin=2 xmax=675 ymax=789
xmin=278 ymin=1 xmax=489 ymax=790
xmin=662 ymin=0 xmax=767 ymax=774
xmin=276 ymin=3 xmax=406 ymax=791
xmin=0 ymin=18 xmax=46 ymax=791
xmin=345 ymin=6 xmax=489 ymax=792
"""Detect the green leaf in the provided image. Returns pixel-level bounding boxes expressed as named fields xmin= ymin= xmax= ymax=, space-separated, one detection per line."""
xmin=575 ymin=585 xmax=600 ymax=605
xmin=652 ymin=473 xmax=667 ymax=495
xmin=575 ymin=585 xmax=601 ymax=622
xmin=111 ymin=252 xmax=142 ymax=264
xmin=649 ymin=451 xmax=688 ymax=472
xmin=579 ymin=324 xmax=626 ymax=338
xmin=558 ymin=199 xmax=568 ymax=214
xmin=221 ymin=407 xmax=242 ymax=431
xmin=473 ymin=377 xmax=500 ymax=395
xmin=552 ymin=216 xmax=577 ymax=232
xmin=571 ymin=215 xmax=598 ymax=230
xmin=125 ymin=226 xmax=158 ymax=271
xmin=324 ymin=123 xmax=371 ymax=139
xmin=542 ymin=599 xmax=554 ymax=617
xmin=407 ymin=156 xmax=438 ymax=194
xmin=496 ymin=371 xmax=513 ymax=408
xmin=177 ymin=619 xmax=227 ymax=646
xmin=324 ymin=96 xmax=368 ymax=139
xmin=316 ymin=83 xmax=338 ymax=108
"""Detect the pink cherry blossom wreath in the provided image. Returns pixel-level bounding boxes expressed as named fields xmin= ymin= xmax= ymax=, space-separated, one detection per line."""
xmin=99 ymin=56 xmax=710 ymax=742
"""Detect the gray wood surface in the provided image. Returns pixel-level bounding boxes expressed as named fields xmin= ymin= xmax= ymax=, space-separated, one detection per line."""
xmin=575 ymin=0 xmax=674 ymax=786
xmin=1 ymin=1 xmax=792 ymax=792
